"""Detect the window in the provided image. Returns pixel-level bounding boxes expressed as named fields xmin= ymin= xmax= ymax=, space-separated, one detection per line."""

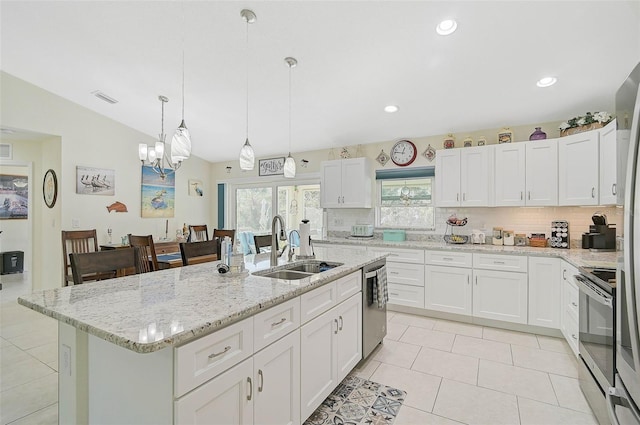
xmin=377 ymin=177 xmax=435 ymax=229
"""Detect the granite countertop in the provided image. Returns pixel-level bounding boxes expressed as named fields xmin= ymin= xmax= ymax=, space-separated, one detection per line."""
xmin=313 ymin=237 xmax=618 ymax=269
xmin=18 ymin=250 xmax=385 ymax=354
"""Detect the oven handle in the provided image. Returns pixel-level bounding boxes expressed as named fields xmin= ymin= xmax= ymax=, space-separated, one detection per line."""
xmin=574 ymin=275 xmax=613 ymax=308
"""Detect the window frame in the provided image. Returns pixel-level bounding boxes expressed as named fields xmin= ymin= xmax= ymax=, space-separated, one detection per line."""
xmin=374 ymin=176 xmax=436 ymax=230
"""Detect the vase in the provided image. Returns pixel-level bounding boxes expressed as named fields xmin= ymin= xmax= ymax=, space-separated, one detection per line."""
xmin=529 ymin=127 xmax=547 ymax=140
xmin=443 ymin=134 xmax=455 ymax=149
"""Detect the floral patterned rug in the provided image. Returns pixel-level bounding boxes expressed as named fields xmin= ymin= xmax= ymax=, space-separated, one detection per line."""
xmin=304 ymin=375 xmax=407 ymax=425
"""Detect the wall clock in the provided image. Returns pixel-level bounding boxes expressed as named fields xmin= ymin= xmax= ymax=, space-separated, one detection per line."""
xmin=43 ymin=169 xmax=57 ymax=208
xmin=390 ymin=140 xmax=417 ymax=166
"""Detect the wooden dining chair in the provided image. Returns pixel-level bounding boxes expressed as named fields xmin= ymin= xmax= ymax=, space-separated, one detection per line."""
xmin=179 ymin=240 xmax=219 ymax=266
xmin=69 ymin=247 xmax=141 ymax=285
xmin=127 ymin=234 xmax=159 ymax=273
xmin=62 ymin=229 xmax=99 ymax=286
xmin=213 ymin=229 xmax=235 ymax=245
xmin=188 ymin=225 xmax=209 ymax=242
xmin=253 ymin=234 xmax=272 ymax=254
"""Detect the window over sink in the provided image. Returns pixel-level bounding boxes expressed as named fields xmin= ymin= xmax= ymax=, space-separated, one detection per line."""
xmin=376 ymin=177 xmax=435 ymax=229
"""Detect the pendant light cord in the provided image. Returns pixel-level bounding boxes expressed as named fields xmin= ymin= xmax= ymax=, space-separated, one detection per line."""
xmin=245 ymin=19 xmax=249 ymax=140
xmin=288 ymin=63 xmax=292 ymax=153
xmin=181 ymin=2 xmax=185 ymax=120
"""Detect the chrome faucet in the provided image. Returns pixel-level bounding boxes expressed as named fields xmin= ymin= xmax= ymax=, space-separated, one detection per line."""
xmin=270 ymin=214 xmax=287 ymax=267
xmin=288 ymin=230 xmax=300 ymax=262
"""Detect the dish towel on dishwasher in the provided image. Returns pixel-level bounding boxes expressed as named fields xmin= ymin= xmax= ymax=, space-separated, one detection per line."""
xmin=372 ymin=266 xmax=388 ymax=309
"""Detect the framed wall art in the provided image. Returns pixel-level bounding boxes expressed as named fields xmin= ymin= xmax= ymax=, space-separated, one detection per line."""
xmin=259 ymin=157 xmax=285 ymax=176
xmin=141 ymin=165 xmax=175 ymax=218
xmin=1 ymin=173 xmax=28 ymax=218
xmin=76 ymin=166 xmax=115 ymax=195
xmin=189 ymin=179 xmax=203 ymax=196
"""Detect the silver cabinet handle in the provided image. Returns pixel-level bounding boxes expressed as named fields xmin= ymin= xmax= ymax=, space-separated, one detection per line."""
xmin=571 ymin=334 xmax=578 ymax=340
xmin=520 ymin=192 xmax=523 ymax=201
xmin=493 ymin=261 xmax=505 ymax=265
xmin=456 ymin=193 xmax=459 ymax=201
xmin=208 ymin=345 xmax=231 ymax=359
xmin=592 ymin=187 xmax=595 ymax=198
xmin=562 ymin=269 xmax=567 ymax=280
xmin=463 ymin=193 xmax=466 ymax=201
xmin=442 ymin=257 xmax=453 ymax=261
xmin=341 ymin=196 xmax=345 ymax=203
xmin=339 ymin=316 xmax=343 ymax=331
xmin=390 ymin=292 xmax=399 ymax=296
xmin=271 ymin=318 xmax=286 ymax=327
xmin=572 ymin=302 xmax=578 ymax=307
xmin=467 ymin=275 xmax=470 ymax=285
xmin=389 ymin=271 xmax=399 ymax=275
xmin=247 ymin=377 xmax=253 ymax=401
xmin=528 ymin=191 xmax=531 ymax=200
xmin=334 ymin=318 xmax=339 ymax=334
xmin=612 ymin=183 xmax=617 ymax=195
xmin=337 ymin=195 xmax=340 ymax=204
xmin=475 ymin=276 xmax=478 ymax=285
xmin=258 ymin=369 xmax=264 ymax=392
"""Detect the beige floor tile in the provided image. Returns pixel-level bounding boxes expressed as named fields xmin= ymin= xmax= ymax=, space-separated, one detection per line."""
xmin=399 ymin=326 xmax=455 ymax=352
xmin=1 ymin=318 xmax=56 ymax=340
xmin=0 ymin=354 xmax=56 ymax=390
xmin=47 ymin=359 xmax=58 ymax=372
xmin=512 ymin=344 xmax=579 ymax=378
xmin=452 ymin=335 xmax=513 ymax=364
xmin=6 ymin=329 xmax=58 ymax=351
xmin=390 ymin=312 xmax=437 ymax=329
xmin=518 ymin=396 xmax=598 ymax=425
xmin=0 ymin=337 xmax=12 ymax=348
xmin=370 ymin=363 xmax=442 ymax=412
xmin=373 ymin=339 xmax=421 ymax=368
xmin=10 ymin=403 xmax=58 ymax=425
xmin=0 ymin=373 xmax=58 ymax=424
xmin=550 ymin=374 xmax=593 ymax=414
xmin=351 ymin=357 xmax=381 ymax=380
xmin=537 ymin=335 xmax=574 ymax=355
xmin=394 ymin=405 xmax=464 ymax=425
xmin=1 ymin=344 xmax=32 ymax=367
xmin=387 ymin=311 xmax=396 ymax=321
xmin=412 ymin=346 xmax=479 ymax=385
xmin=386 ymin=321 xmax=408 ymax=341
xmin=478 ymin=359 xmax=557 ymax=405
xmin=434 ymin=319 xmax=483 ymax=338
xmin=432 ymin=379 xmax=519 ymax=425
xmin=483 ymin=326 xmax=540 ymax=348
xmin=26 ymin=341 xmax=58 ymax=365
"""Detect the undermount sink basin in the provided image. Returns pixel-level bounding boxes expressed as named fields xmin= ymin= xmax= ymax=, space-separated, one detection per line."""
xmin=253 ymin=260 xmax=344 ymax=280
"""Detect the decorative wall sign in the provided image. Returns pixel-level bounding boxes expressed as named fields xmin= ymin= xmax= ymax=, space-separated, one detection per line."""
xmin=106 ymin=201 xmax=128 ymax=213
xmin=259 ymin=157 xmax=285 ymax=176
xmin=141 ymin=165 xmax=175 ymax=218
xmin=422 ymin=144 xmax=436 ymax=162
xmin=189 ymin=179 xmax=203 ymax=196
xmin=43 ymin=169 xmax=57 ymax=209
xmin=1 ymin=173 xmax=28 ymax=218
xmin=76 ymin=166 xmax=115 ymax=195
xmin=376 ymin=150 xmax=390 ymax=166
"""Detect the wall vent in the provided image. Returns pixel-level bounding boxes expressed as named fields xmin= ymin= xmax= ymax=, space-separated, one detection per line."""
xmin=0 ymin=143 xmax=13 ymax=160
xmin=92 ymin=90 xmax=118 ymax=104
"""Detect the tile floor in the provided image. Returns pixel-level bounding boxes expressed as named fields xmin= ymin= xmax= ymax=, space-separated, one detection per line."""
xmin=1 ymin=275 xmax=598 ymax=425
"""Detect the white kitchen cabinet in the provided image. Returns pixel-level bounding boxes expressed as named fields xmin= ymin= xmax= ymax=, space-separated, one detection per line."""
xmin=300 ymin=292 xmax=362 ymax=421
xmin=599 ymin=119 xmax=618 ymax=205
xmin=424 ymin=264 xmax=472 ymax=315
xmin=387 ymin=283 xmax=425 ymax=309
xmin=525 ymin=140 xmax=558 ymax=206
xmin=528 ymin=257 xmax=561 ymax=329
xmin=320 ymin=157 xmax=372 ymax=208
xmin=436 ymin=146 xmax=494 ymax=207
xmin=559 ymin=131 xmax=599 ymax=205
xmin=473 ymin=269 xmax=528 ymax=324
xmin=495 ymin=143 xmax=526 ymax=206
xmin=560 ymin=260 xmax=580 ymax=357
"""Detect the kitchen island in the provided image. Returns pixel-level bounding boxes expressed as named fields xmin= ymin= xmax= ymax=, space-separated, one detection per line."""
xmin=18 ymin=249 xmax=385 ymax=425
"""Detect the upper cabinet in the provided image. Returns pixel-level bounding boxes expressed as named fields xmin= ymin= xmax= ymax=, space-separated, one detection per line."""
xmin=436 ymin=146 xmax=494 ymax=207
xmin=320 ymin=158 xmax=372 ymax=208
xmin=558 ymin=131 xmax=599 ymax=205
xmin=599 ymin=120 xmax=617 ymax=205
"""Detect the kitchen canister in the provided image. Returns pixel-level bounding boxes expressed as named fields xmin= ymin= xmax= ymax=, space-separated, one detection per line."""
xmin=492 ymin=227 xmax=503 ymax=245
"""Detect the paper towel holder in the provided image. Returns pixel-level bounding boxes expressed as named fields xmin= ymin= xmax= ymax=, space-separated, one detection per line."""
xmin=297 ymin=219 xmax=315 ymax=260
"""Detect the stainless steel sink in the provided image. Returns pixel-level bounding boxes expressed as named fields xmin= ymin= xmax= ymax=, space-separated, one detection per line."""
xmin=253 ymin=260 xmax=343 ymax=280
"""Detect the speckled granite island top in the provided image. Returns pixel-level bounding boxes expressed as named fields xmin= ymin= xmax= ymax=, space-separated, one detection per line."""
xmin=18 ymin=250 xmax=385 ymax=354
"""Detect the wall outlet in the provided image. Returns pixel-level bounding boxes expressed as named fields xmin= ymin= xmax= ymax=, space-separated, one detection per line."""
xmin=71 ymin=219 xmax=79 ymax=229
xmin=61 ymin=344 xmax=71 ymax=377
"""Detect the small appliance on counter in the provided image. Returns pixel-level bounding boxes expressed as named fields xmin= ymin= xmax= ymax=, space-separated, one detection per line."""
xmin=351 ymin=224 xmax=374 ymax=238
xmin=582 ymin=213 xmax=616 ymax=252
xmin=551 ymin=220 xmax=570 ymax=248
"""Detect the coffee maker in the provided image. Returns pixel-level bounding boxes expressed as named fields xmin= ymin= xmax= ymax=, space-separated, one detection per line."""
xmin=582 ymin=213 xmax=616 ymax=252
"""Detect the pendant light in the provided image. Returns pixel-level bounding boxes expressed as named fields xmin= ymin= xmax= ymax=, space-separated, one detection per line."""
xmin=239 ymin=9 xmax=256 ymax=171
xmin=171 ymin=44 xmax=191 ymax=163
xmin=283 ymin=57 xmax=298 ymax=178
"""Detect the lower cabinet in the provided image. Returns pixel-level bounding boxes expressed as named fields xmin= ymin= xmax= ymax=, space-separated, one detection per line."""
xmin=174 ymin=330 xmax=300 ymax=425
xmin=473 ymin=269 xmax=528 ymax=324
xmin=387 ymin=283 xmax=425 ymax=309
xmin=560 ymin=260 xmax=580 ymax=356
xmin=424 ymin=264 xmax=472 ymax=315
xmin=300 ymin=293 xmax=362 ymax=421
xmin=528 ymin=257 xmax=561 ymax=329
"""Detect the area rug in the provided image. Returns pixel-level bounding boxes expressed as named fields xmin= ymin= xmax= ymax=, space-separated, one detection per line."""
xmin=304 ymin=375 xmax=407 ymax=425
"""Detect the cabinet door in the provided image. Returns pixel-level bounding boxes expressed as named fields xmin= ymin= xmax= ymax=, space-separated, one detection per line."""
xmin=336 ymin=294 xmax=362 ymax=382
xmin=425 ymin=265 xmax=472 ymax=315
xmin=253 ymin=330 xmax=300 ymax=425
xmin=175 ymin=358 xmax=253 ymax=425
xmin=528 ymin=257 xmax=560 ymax=329
xmin=436 ymin=149 xmax=461 ymax=207
xmin=473 ymin=270 xmax=528 ymax=324
xmin=300 ymin=307 xmax=338 ymax=421
xmin=461 ymin=146 xmax=494 ymax=206
xmin=320 ymin=160 xmax=343 ymax=208
xmin=558 ymin=132 xmax=599 ymax=205
xmin=495 ymin=143 xmax=526 ymax=206
xmin=341 ymin=158 xmax=372 ymax=208
xmin=599 ymin=120 xmax=617 ymax=205
xmin=526 ymin=140 xmax=558 ymax=205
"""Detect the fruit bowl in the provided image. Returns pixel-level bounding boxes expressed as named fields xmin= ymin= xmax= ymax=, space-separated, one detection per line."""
xmin=444 ymin=234 xmax=468 ymax=244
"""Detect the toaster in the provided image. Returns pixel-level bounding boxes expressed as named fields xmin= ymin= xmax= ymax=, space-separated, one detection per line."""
xmin=351 ymin=224 xmax=374 ymax=237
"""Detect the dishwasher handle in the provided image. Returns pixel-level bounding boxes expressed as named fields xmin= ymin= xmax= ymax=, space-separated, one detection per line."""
xmin=365 ymin=266 xmax=384 ymax=279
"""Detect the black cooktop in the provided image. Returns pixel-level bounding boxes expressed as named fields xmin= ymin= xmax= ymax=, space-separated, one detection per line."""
xmin=579 ymin=266 xmax=617 ymax=292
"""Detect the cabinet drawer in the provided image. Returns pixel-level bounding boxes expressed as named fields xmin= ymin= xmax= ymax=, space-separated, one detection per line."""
xmin=386 ymin=263 xmax=424 ymax=287
xmin=425 ymin=250 xmax=472 ymax=268
xmin=368 ymin=247 xmax=424 ymax=264
xmin=564 ymin=279 xmax=579 ymax=322
xmin=174 ymin=317 xmax=253 ymax=397
xmin=301 ymin=282 xmax=337 ymax=324
xmin=473 ymin=253 xmax=527 ymax=272
xmin=336 ymin=271 xmax=362 ymax=303
xmin=562 ymin=310 xmax=579 ymax=356
xmin=155 ymin=241 xmax=179 ymax=254
xmin=253 ymin=297 xmax=300 ymax=352
xmin=387 ymin=283 xmax=425 ymax=309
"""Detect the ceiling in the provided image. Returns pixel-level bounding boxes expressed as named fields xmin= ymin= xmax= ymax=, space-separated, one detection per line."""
xmin=2 ymin=1 xmax=639 ymax=164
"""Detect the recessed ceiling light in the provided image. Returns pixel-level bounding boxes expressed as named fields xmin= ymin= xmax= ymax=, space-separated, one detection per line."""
xmin=536 ymin=77 xmax=557 ymax=88
xmin=384 ymin=105 xmax=399 ymax=113
xmin=436 ymin=19 xmax=457 ymax=36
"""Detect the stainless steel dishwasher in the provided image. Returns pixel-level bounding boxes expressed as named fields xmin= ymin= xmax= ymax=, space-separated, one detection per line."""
xmin=362 ymin=258 xmax=387 ymax=359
